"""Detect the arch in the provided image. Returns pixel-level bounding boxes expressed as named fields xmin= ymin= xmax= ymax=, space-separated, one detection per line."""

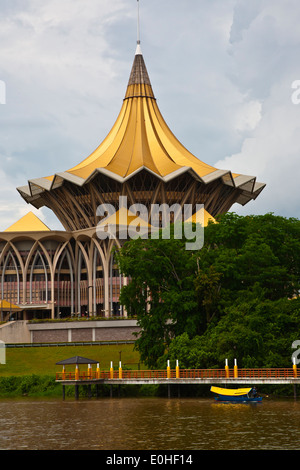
xmin=24 ymin=240 xmax=39 ymax=276
xmin=108 ymin=241 xmax=125 ymax=317
xmin=1 ymin=250 xmax=20 ymax=303
xmin=76 ymin=242 xmax=90 ymax=316
xmin=29 ymin=250 xmax=48 ymax=303
xmin=92 ymin=242 xmax=106 ymax=316
xmin=23 ymin=240 xmax=56 ymax=309
xmin=56 ymin=248 xmax=74 ymax=317
xmin=53 ymin=240 xmax=74 ymax=273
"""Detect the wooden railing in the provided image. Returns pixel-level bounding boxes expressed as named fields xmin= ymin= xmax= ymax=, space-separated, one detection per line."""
xmin=238 ymin=368 xmax=295 ymax=378
xmin=55 ymin=367 xmax=297 ymax=381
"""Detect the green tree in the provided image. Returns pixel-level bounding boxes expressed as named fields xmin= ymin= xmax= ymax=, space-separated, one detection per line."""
xmin=168 ymin=296 xmax=300 ymax=370
xmin=194 ymin=265 xmax=222 ymax=332
xmin=116 ymin=213 xmax=300 ymax=368
xmin=115 ymin=228 xmax=200 ymax=368
xmin=199 ymin=213 xmax=300 ymax=303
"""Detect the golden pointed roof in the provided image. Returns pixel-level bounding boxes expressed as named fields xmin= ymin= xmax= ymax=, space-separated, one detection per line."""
xmin=17 ymin=43 xmax=265 ymax=208
xmin=64 ymin=44 xmax=216 ymax=181
xmin=4 ymin=211 xmax=50 ymax=232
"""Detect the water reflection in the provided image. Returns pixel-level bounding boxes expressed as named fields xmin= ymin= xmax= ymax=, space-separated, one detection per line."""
xmin=1 ymin=397 xmax=300 ymax=450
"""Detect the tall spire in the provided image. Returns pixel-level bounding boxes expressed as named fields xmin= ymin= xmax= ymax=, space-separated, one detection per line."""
xmin=126 ymin=0 xmax=153 ymax=99
xmin=127 ymin=53 xmax=152 ymax=88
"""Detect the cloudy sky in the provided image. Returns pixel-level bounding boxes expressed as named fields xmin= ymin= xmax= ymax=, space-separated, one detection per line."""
xmin=0 ymin=0 xmax=300 ymax=230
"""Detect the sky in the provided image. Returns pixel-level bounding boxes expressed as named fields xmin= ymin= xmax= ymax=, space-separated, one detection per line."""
xmin=0 ymin=0 xmax=300 ymax=230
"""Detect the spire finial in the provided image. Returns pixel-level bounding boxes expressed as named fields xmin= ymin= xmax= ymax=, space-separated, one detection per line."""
xmin=135 ymin=0 xmax=142 ymax=55
xmin=137 ymin=0 xmax=140 ymax=45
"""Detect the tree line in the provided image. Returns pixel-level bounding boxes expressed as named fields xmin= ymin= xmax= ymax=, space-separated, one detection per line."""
xmin=115 ymin=213 xmax=300 ymax=370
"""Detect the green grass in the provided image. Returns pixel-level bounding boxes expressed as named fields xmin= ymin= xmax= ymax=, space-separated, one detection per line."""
xmin=0 ymin=343 xmax=142 ymax=377
xmin=0 ymin=343 xmax=154 ymax=398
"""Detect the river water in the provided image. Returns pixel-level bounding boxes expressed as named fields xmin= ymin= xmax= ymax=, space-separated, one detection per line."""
xmin=0 ymin=397 xmax=300 ymax=451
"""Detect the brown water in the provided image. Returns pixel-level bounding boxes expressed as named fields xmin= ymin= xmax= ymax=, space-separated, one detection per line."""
xmin=0 ymin=397 xmax=300 ymax=450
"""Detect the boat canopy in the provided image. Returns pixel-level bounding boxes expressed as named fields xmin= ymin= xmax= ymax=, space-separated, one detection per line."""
xmin=210 ymin=386 xmax=252 ymax=397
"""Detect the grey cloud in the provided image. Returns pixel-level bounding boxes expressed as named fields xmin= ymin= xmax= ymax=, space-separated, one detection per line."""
xmin=0 ymin=0 xmax=299 ymax=229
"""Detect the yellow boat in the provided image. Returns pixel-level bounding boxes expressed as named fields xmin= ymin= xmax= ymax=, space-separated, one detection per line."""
xmin=210 ymin=386 xmax=262 ymax=402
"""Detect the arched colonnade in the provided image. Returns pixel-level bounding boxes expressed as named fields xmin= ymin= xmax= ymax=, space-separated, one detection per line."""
xmin=0 ymin=230 xmax=125 ymax=319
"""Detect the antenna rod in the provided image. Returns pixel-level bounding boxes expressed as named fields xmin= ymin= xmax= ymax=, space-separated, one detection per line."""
xmin=137 ymin=0 xmax=140 ymax=44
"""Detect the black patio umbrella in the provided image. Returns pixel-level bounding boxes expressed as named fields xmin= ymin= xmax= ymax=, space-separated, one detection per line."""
xmin=56 ymin=356 xmax=98 ymax=365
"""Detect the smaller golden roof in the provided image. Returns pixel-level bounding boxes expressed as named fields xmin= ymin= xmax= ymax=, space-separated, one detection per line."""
xmin=185 ymin=207 xmax=216 ymax=226
xmin=4 ymin=211 xmax=50 ymax=232
xmin=0 ymin=299 xmax=21 ymax=310
xmin=98 ymin=207 xmax=152 ymax=228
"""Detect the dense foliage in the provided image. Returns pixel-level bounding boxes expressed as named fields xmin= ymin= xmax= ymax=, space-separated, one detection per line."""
xmin=116 ymin=213 xmax=300 ymax=369
xmin=0 ymin=375 xmax=58 ymax=397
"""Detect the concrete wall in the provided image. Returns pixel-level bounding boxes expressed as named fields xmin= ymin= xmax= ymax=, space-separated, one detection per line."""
xmin=0 ymin=319 xmax=140 ymax=344
xmin=0 ymin=321 xmax=31 ymax=344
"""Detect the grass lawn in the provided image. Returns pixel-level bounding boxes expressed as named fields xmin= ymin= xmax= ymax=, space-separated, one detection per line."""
xmin=0 ymin=343 xmax=142 ymax=377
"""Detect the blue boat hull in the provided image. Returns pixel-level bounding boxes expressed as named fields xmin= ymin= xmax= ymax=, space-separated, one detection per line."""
xmin=214 ymin=395 xmax=262 ymax=403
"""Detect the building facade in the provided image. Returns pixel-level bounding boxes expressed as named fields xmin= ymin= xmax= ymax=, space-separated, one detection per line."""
xmin=0 ymin=43 xmax=265 ymax=321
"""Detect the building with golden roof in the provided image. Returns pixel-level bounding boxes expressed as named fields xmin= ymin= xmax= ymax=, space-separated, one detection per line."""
xmin=0 ymin=42 xmax=265 ymax=320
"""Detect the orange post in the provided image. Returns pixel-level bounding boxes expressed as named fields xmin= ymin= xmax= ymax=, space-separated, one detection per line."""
xmin=62 ymin=365 xmax=66 ymax=380
xmin=96 ymin=363 xmax=100 ymax=379
xmin=225 ymin=359 xmax=229 ymax=378
xmin=167 ymin=360 xmax=171 ymax=379
xmin=176 ymin=360 xmax=180 ymax=378
xmin=110 ymin=361 xmax=114 ymax=379
xmin=75 ymin=364 xmax=79 ymax=380
xmin=293 ymin=358 xmax=298 ymax=378
xmin=88 ymin=364 xmax=92 ymax=379
xmin=119 ymin=361 xmax=122 ymax=379
xmin=234 ymin=359 xmax=238 ymax=378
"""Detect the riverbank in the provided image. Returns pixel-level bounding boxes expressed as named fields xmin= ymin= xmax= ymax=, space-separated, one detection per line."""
xmin=0 ymin=342 xmax=148 ymax=398
xmin=0 ymin=344 xmax=298 ymax=399
xmin=0 ymin=372 xmax=298 ymax=399
xmin=0 ymin=343 xmax=141 ymax=376
xmin=0 ymin=374 xmax=165 ymax=398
